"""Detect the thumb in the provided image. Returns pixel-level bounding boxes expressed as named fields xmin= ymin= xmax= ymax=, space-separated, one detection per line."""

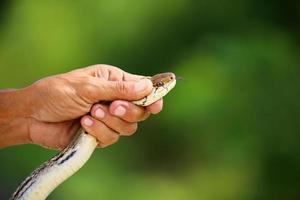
xmin=91 ymin=78 xmax=153 ymax=101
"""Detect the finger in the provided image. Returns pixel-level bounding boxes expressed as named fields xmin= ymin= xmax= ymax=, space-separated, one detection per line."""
xmin=91 ymin=104 xmax=138 ymax=136
xmin=69 ymin=64 xmax=154 ymax=102
xmin=109 ymin=100 xmax=151 ymax=123
xmin=81 ymin=115 xmax=119 ymax=148
xmin=87 ymin=77 xmax=153 ymax=102
xmin=74 ymin=64 xmax=147 ymax=82
xmin=88 ymin=64 xmax=146 ymax=81
xmin=146 ymin=99 xmax=164 ymax=114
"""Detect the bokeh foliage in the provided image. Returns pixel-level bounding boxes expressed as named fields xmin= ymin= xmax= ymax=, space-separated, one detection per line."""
xmin=0 ymin=0 xmax=299 ymax=199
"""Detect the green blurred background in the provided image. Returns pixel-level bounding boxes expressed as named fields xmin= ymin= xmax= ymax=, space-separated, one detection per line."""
xmin=0 ymin=0 xmax=299 ymax=199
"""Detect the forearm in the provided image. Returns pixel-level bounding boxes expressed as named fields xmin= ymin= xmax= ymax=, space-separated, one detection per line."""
xmin=0 ymin=88 xmax=32 ymax=148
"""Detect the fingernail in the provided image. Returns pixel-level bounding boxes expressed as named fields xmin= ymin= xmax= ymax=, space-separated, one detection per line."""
xmin=134 ymin=79 xmax=151 ymax=92
xmin=83 ymin=118 xmax=93 ymax=126
xmin=95 ymin=108 xmax=105 ymax=118
xmin=114 ymin=106 xmax=126 ymax=116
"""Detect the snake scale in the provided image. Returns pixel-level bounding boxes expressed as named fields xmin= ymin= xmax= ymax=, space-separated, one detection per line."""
xmin=11 ymin=72 xmax=177 ymax=200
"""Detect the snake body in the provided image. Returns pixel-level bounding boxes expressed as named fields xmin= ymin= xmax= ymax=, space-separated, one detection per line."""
xmin=11 ymin=72 xmax=177 ymax=200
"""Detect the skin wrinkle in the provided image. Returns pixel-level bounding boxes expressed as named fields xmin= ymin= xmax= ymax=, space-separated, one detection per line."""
xmin=69 ymin=82 xmax=92 ymax=111
xmin=106 ymin=115 xmax=137 ymax=135
xmin=49 ymin=76 xmax=89 ymax=120
xmin=26 ymin=117 xmax=34 ymax=144
xmin=108 ymin=69 xmax=120 ymax=81
xmin=75 ymin=77 xmax=94 ymax=104
xmin=107 ymin=67 xmax=112 ymax=80
xmin=0 ymin=64 xmax=165 ymax=149
xmin=64 ymin=87 xmax=89 ymax=115
xmin=115 ymin=80 xmax=129 ymax=98
xmin=9 ymin=68 xmax=176 ymax=199
xmin=122 ymin=72 xmax=126 ymax=81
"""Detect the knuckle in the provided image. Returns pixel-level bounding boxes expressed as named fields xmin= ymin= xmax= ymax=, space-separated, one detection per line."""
xmin=93 ymin=64 xmax=103 ymax=68
xmin=99 ymin=131 xmax=119 ymax=145
xmin=141 ymin=111 xmax=151 ymax=121
xmin=97 ymin=143 xmax=106 ymax=148
xmin=98 ymin=133 xmax=118 ymax=148
xmin=89 ymin=64 xmax=106 ymax=71
xmin=124 ymin=110 xmax=139 ymax=123
xmin=93 ymin=64 xmax=112 ymax=69
xmin=122 ymin=123 xmax=138 ymax=136
xmin=129 ymin=108 xmax=150 ymax=122
xmin=107 ymin=133 xmax=119 ymax=144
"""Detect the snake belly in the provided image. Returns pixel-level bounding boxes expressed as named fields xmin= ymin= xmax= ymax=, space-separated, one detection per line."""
xmin=10 ymin=72 xmax=176 ymax=200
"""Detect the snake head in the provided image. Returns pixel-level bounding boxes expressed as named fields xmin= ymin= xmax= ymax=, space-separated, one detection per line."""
xmin=151 ymin=72 xmax=176 ymax=88
xmin=132 ymin=72 xmax=177 ymax=106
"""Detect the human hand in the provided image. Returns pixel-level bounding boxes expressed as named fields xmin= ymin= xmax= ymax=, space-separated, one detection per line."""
xmin=0 ymin=64 xmax=163 ymax=149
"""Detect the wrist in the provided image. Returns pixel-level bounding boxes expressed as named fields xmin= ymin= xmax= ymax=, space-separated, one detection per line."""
xmin=0 ymin=88 xmax=33 ymax=147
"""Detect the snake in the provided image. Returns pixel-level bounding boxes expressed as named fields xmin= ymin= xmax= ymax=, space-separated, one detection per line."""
xmin=10 ymin=72 xmax=177 ymax=200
